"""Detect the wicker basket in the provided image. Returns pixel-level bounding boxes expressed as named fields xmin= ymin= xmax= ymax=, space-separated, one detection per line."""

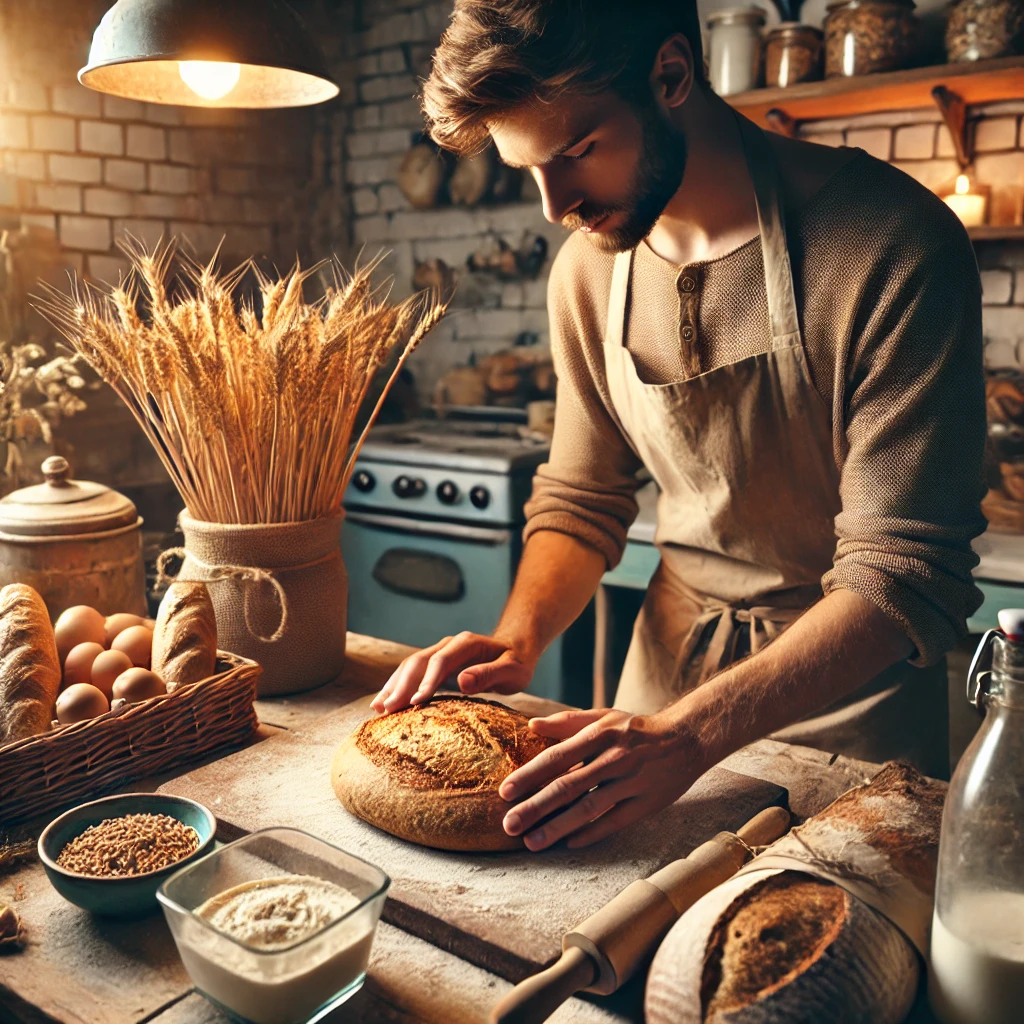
xmin=0 ymin=651 xmax=260 ymax=825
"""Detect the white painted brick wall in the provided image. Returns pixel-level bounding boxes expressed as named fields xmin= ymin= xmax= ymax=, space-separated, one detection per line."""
xmin=79 ymin=120 xmax=124 ymax=156
xmin=30 ymin=115 xmax=76 ymax=152
xmin=125 ymin=124 xmax=167 ymax=161
xmin=103 ymin=158 xmax=146 ymax=190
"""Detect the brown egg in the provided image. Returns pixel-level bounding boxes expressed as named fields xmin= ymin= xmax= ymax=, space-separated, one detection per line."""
xmin=103 ymin=613 xmax=147 ymax=648
xmin=111 ymin=625 xmax=154 ymax=668
xmin=112 ymin=667 xmax=166 ymax=703
xmin=90 ymin=649 xmax=134 ymax=700
xmin=54 ymin=606 xmax=106 ymax=665
xmin=55 ymin=683 xmax=110 ymax=724
xmin=62 ymin=642 xmax=105 ymax=690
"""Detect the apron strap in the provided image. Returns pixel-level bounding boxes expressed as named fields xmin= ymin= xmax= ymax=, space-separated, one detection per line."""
xmin=733 ymin=113 xmax=801 ymax=351
xmin=608 ymin=249 xmax=633 ymax=349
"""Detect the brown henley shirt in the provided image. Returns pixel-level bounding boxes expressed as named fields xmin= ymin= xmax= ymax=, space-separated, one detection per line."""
xmin=522 ymin=148 xmax=987 ymax=667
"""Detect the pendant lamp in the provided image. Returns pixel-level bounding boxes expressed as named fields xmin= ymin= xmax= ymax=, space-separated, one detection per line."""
xmin=79 ymin=0 xmax=339 ymax=108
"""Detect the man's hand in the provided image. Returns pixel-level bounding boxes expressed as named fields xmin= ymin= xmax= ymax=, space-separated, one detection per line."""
xmin=370 ymin=632 xmax=535 ymax=713
xmin=498 ymin=707 xmax=703 ymax=851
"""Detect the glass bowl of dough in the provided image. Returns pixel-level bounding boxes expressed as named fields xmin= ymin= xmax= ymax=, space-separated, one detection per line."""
xmin=157 ymin=827 xmax=390 ymax=1024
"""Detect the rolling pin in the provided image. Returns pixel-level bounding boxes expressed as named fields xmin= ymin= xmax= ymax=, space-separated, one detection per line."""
xmin=489 ymin=804 xmax=790 ymax=1024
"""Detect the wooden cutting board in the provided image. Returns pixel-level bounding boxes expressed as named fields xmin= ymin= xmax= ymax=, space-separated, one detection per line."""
xmin=158 ymin=693 xmax=786 ymax=981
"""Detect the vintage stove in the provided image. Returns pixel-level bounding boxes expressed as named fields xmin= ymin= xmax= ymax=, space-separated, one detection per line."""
xmin=341 ymin=418 xmax=593 ymax=705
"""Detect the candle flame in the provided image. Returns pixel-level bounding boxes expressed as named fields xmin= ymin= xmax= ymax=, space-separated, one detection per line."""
xmin=955 ymin=174 xmax=970 ymax=196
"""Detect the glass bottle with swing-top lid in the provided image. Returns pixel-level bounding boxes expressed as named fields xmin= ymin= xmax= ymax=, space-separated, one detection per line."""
xmin=929 ymin=608 xmax=1024 ymax=1023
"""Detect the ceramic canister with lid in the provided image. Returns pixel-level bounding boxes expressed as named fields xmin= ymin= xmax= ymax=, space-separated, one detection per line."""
xmin=0 ymin=456 xmax=147 ymax=621
xmin=707 ymin=6 xmax=768 ymax=97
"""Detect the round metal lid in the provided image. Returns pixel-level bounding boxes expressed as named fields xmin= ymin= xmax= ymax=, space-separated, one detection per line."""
xmin=0 ymin=457 xmax=139 ymax=537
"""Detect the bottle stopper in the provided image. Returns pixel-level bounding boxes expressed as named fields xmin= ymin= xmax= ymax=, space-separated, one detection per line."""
xmin=997 ymin=609 xmax=1024 ymax=640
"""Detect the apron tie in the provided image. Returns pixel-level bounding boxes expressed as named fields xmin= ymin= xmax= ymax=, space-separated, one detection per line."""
xmin=677 ymin=602 xmax=805 ymax=685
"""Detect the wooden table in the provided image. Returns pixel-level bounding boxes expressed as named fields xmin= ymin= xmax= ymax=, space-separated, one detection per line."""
xmin=0 ymin=634 xmax=906 ymax=1024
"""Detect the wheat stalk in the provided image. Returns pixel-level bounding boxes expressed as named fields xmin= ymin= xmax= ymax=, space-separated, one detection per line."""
xmin=34 ymin=239 xmax=449 ymax=524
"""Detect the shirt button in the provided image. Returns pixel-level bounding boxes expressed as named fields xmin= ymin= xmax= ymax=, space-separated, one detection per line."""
xmin=679 ymin=276 xmax=696 ymax=293
xmin=681 ymin=326 xmax=695 ymax=341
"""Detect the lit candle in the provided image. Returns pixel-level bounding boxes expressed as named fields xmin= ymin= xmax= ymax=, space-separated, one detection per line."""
xmin=943 ymin=174 xmax=987 ymax=228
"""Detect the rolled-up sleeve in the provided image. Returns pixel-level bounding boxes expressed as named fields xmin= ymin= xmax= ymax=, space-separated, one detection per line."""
xmin=523 ymin=243 xmax=643 ymax=568
xmin=821 ymin=211 xmax=987 ymax=666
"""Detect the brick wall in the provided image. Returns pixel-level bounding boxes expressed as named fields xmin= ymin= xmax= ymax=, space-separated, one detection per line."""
xmin=0 ymin=0 xmax=317 ymax=489
xmin=325 ymin=0 xmax=1024 ymax=400
xmin=798 ymin=105 xmax=1024 ymax=370
xmin=313 ymin=0 xmax=563 ymax=402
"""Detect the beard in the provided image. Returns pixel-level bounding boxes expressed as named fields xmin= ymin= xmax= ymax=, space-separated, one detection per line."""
xmin=563 ymin=103 xmax=688 ymax=254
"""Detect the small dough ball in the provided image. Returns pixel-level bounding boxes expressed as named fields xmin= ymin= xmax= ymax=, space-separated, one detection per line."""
xmin=112 ymin=667 xmax=166 ymax=703
xmin=111 ymin=625 xmax=154 ymax=668
xmin=104 ymin=613 xmax=147 ymax=648
xmin=56 ymin=683 xmax=110 ymax=724
xmin=54 ymin=606 xmax=106 ymax=665
xmin=90 ymin=649 xmax=134 ymax=700
xmin=63 ymin=642 xmax=105 ymax=690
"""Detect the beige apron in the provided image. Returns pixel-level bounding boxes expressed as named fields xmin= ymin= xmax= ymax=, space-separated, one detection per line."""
xmin=607 ymin=115 xmax=948 ymax=777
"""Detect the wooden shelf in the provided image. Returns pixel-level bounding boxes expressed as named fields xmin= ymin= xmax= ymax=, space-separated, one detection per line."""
xmin=967 ymin=226 xmax=1024 ymax=242
xmin=729 ymin=56 xmax=1024 ymax=128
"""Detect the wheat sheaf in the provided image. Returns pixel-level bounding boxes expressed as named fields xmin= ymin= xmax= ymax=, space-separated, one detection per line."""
xmin=35 ymin=239 xmax=448 ymax=525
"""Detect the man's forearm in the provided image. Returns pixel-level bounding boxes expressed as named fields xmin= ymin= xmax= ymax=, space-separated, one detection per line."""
xmin=493 ymin=530 xmax=607 ymax=663
xmin=664 ymin=589 xmax=915 ymax=768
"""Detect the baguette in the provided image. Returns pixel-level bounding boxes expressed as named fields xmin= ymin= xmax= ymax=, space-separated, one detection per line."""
xmin=331 ymin=696 xmax=553 ymax=851
xmin=152 ymin=581 xmax=217 ymax=692
xmin=0 ymin=584 xmax=61 ymax=745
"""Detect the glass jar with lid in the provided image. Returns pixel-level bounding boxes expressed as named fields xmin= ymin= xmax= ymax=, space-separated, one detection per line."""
xmin=824 ymin=0 xmax=919 ymax=77
xmin=707 ymin=6 xmax=767 ymax=97
xmin=946 ymin=0 xmax=1024 ymax=63
xmin=766 ymin=23 xmax=824 ymax=88
xmin=929 ymin=608 xmax=1024 ymax=1024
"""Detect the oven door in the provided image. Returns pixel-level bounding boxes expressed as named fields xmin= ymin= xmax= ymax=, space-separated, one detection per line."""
xmin=342 ymin=511 xmax=595 ymax=706
xmin=342 ymin=510 xmax=518 ymax=651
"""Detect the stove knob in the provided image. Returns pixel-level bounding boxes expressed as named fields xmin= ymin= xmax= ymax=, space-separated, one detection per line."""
xmin=353 ymin=470 xmax=376 ymax=493
xmin=393 ymin=475 xmax=427 ymax=499
xmin=437 ymin=480 xmax=460 ymax=505
xmin=469 ymin=485 xmax=491 ymax=510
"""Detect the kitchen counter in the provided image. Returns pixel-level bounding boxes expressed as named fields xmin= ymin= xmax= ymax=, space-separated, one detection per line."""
xmin=0 ymin=634 xmax=930 ymax=1024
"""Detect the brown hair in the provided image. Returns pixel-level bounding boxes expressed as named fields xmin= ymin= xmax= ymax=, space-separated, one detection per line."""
xmin=422 ymin=0 xmax=705 ymax=155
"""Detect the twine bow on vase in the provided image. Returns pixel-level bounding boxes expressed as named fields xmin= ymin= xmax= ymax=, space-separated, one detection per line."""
xmin=156 ymin=547 xmax=290 ymax=644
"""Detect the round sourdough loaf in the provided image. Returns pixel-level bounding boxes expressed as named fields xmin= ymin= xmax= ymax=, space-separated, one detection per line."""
xmin=330 ymin=696 xmax=553 ymax=851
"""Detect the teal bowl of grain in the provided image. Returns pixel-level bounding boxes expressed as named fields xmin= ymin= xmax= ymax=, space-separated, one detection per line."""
xmin=38 ymin=793 xmax=216 ymax=918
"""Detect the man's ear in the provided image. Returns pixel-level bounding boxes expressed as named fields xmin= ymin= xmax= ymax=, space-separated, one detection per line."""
xmin=651 ymin=34 xmax=695 ymax=111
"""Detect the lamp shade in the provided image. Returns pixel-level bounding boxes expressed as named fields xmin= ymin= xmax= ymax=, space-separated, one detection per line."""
xmin=79 ymin=0 xmax=339 ymax=108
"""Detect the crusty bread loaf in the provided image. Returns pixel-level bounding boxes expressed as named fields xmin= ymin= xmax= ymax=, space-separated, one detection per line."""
xmin=152 ymin=581 xmax=217 ymax=693
xmin=646 ymin=762 xmax=941 ymax=1024
xmin=331 ymin=696 xmax=553 ymax=851
xmin=0 ymin=584 xmax=61 ymax=745
xmin=647 ymin=869 xmax=919 ymax=1024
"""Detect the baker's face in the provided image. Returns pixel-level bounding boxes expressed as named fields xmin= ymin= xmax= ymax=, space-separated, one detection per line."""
xmin=490 ymin=91 xmax=687 ymax=253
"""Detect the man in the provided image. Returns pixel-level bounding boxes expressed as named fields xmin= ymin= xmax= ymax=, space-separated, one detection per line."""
xmin=372 ymin=0 xmax=987 ymax=852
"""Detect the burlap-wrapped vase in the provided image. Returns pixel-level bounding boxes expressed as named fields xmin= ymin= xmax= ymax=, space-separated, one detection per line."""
xmin=170 ymin=512 xmax=347 ymax=697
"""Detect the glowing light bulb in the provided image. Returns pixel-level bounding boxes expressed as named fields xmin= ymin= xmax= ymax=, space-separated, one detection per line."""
xmin=955 ymin=174 xmax=970 ymax=195
xmin=178 ymin=61 xmax=241 ymax=101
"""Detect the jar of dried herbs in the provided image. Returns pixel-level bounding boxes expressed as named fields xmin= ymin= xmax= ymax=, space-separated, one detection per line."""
xmin=766 ymin=23 xmax=824 ymax=87
xmin=824 ymin=0 xmax=919 ymax=77
xmin=947 ymin=0 xmax=1024 ymax=63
